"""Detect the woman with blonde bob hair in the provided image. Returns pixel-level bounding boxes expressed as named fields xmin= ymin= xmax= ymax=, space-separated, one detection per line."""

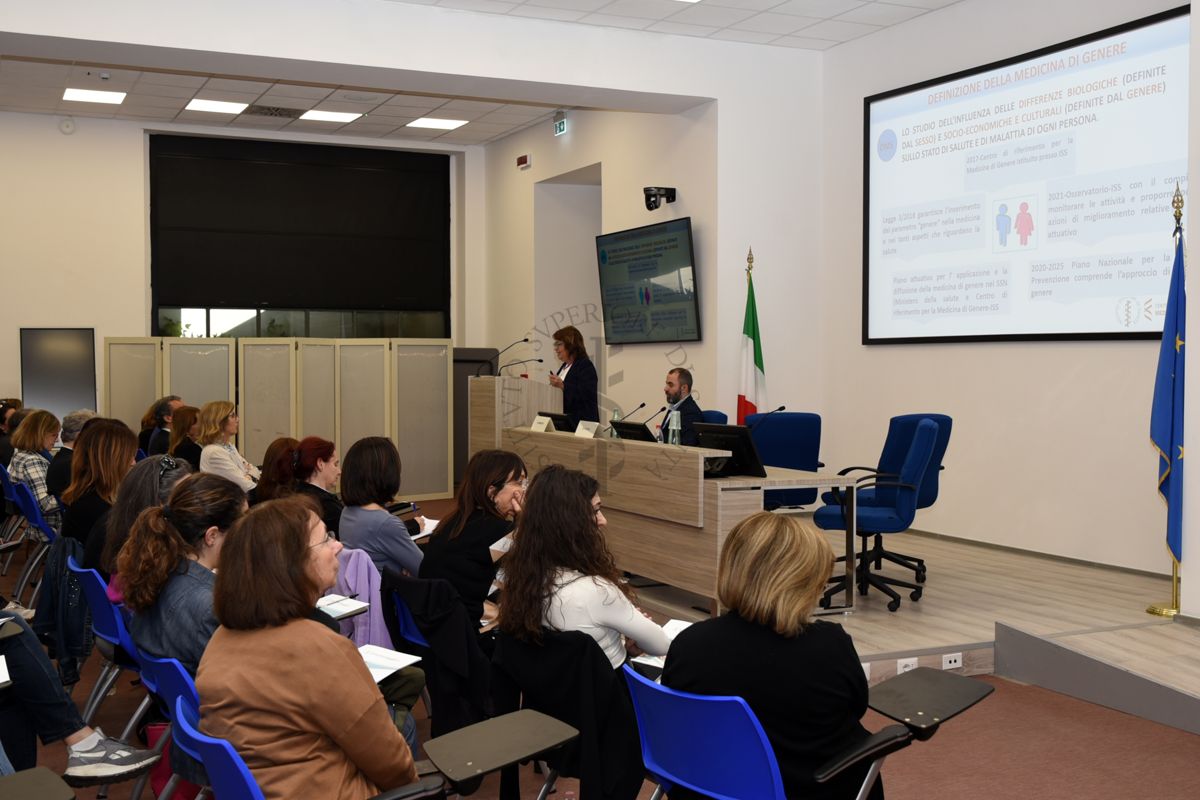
xmin=196 ymin=400 xmax=260 ymax=491
xmin=8 ymin=409 xmax=64 ymax=533
xmin=662 ymin=512 xmax=881 ymax=800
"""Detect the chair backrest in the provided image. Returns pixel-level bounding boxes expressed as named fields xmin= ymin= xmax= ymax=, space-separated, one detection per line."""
xmin=173 ymin=697 xmax=266 ymax=800
xmin=0 ymin=461 xmax=14 ymax=502
xmin=67 ymin=555 xmax=122 ymax=648
xmin=891 ymin=419 xmax=938 ymax=524
xmin=745 ymin=412 xmax=821 ymax=505
xmin=391 ymin=592 xmax=431 ymax=649
xmin=622 ymin=666 xmax=786 ymax=800
xmin=11 ymin=482 xmax=54 ymax=540
xmin=874 ymin=414 xmax=951 ymax=509
xmin=700 ymin=410 xmax=728 ymax=425
xmin=144 ymin=655 xmax=202 ymax=760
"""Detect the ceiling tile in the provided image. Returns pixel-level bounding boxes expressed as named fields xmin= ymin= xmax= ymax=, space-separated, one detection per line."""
xmin=133 ymin=72 xmax=207 ymax=88
xmin=283 ymin=118 xmax=352 ymax=132
xmin=262 ymin=83 xmax=333 ymax=100
xmin=709 ymin=29 xmax=780 ymax=43
xmin=175 ymin=109 xmax=239 ymax=124
xmin=329 ymin=89 xmax=392 ymax=104
xmin=796 ymin=18 xmax=880 ymax=39
xmin=378 ymin=95 xmax=444 ymax=112
xmin=437 ymin=0 xmax=519 ymax=12
xmin=384 ymin=0 xmax=439 ymax=4
xmin=891 ymin=0 xmax=958 ymax=8
xmin=191 ymin=90 xmax=262 ymax=104
xmin=645 ymin=20 xmax=719 ymax=36
xmin=702 ymin=0 xmax=785 ymax=10
xmin=254 ymin=93 xmax=321 ymax=110
xmin=0 ymin=94 xmax=60 ymax=110
xmin=130 ymin=81 xmax=199 ymax=99
xmin=310 ymin=100 xmax=376 ymax=113
xmin=732 ymin=12 xmax=819 ymax=33
xmin=594 ymin=0 xmax=685 ymax=20
xmin=478 ymin=110 xmax=554 ymax=124
xmin=226 ymin=116 xmax=292 ymax=129
xmin=524 ymin=0 xmax=611 ymax=12
xmin=66 ymin=65 xmax=141 ymax=87
xmin=577 ymin=13 xmax=656 ymax=29
xmin=0 ymin=60 xmax=71 ymax=86
xmin=202 ymin=77 xmax=273 ymax=94
xmin=341 ymin=119 xmax=402 ymax=132
xmin=772 ymin=34 xmax=839 ymax=48
xmin=56 ymin=106 xmax=117 ymax=119
xmin=123 ymin=92 xmax=192 ymax=108
xmin=836 ymin=2 xmax=926 ymax=25
xmin=770 ymin=0 xmax=863 ymax=16
xmin=455 ymin=121 xmax=517 ymax=135
xmin=509 ymin=6 xmax=588 ymax=20
xmin=115 ymin=107 xmax=181 ymax=121
xmin=663 ymin=5 xmax=756 ymax=26
xmin=384 ymin=127 xmax=444 ymax=140
xmin=439 ymin=99 xmax=505 ymax=114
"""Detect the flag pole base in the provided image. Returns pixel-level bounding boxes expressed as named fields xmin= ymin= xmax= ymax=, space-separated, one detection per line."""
xmin=1146 ymin=602 xmax=1179 ymax=618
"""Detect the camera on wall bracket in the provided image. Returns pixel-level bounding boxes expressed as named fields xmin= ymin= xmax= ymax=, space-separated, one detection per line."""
xmin=643 ymin=186 xmax=677 ymax=211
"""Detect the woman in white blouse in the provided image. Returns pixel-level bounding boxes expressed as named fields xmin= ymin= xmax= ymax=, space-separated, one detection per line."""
xmin=498 ymin=464 xmax=669 ymax=668
xmin=196 ymin=401 xmax=260 ymax=492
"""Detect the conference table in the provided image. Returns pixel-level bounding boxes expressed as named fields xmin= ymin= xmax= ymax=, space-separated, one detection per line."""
xmin=498 ymin=428 xmax=858 ymax=612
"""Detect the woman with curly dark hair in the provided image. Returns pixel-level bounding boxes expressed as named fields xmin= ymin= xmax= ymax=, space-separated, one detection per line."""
xmin=498 ymin=464 xmax=669 ymax=668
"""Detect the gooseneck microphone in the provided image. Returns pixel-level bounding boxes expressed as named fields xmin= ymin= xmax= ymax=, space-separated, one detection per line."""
xmin=602 ymin=402 xmax=647 ymax=433
xmin=476 ymin=337 xmax=531 ymax=376
xmin=644 ymin=405 xmax=669 ymax=425
xmin=748 ymin=405 xmax=787 ymax=431
xmin=499 ymin=358 xmax=543 ymax=374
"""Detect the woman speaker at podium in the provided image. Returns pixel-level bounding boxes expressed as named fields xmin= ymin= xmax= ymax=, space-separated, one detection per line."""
xmin=547 ymin=325 xmax=598 ymax=432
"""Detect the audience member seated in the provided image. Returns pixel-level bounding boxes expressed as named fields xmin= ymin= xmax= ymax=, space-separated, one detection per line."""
xmin=147 ymin=396 xmax=185 ymax=456
xmin=45 ymin=409 xmax=95 ymax=498
xmin=198 ymin=496 xmax=418 ymax=800
xmin=120 ymin=473 xmax=246 ymax=675
xmin=60 ymin=419 xmax=137 ymax=549
xmin=338 ymin=437 xmax=423 ymax=578
xmin=420 ymin=449 xmax=526 ymax=626
xmin=247 ymin=436 xmax=300 ymax=506
xmin=292 ymin=436 xmax=344 ymax=536
xmin=499 ymin=465 xmax=669 ymax=668
xmin=88 ymin=454 xmax=191 ymax=579
xmin=196 ymin=401 xmax=259 ymax=492
xmin=136 ymin=398 xmax=161 ymax=454
xmin=7 ymin=410 xmax=63 ymax=534
xmin=662 ymin=512 xmax=882 ymax=800
xmin=0 ymin=610 xmax=160 ymax=785
xmin=166 ymin=405 xmax=202 ymax=472
xmin=0 ymin=400 xmax=21 ymax=467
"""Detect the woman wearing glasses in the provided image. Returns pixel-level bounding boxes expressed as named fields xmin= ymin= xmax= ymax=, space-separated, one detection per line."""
xmin=198 ymin=497 xmax=419 ymax=800
xmin=499 ymin=465 xmax=670 ymax=668
xmin=119 ymin=473 xmax=247 ymax=675
xmin=196 ymin=401 xmax=260 ymax=492
xmin=420 ymin=449 xmax=526 ymax=627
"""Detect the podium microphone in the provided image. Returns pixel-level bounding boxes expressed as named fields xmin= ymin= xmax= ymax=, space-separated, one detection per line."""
xmin=476 ymin=337 xmax=530 ymax=376
xmin=748 ymin=405 xmax=787 ymax=431
xmin=602 ymin=402 xmax=646 ymax=433
xmin=644 ymin=405 xmax=669 ymax=425
xmin=499 ymin=358 xmax=543 ymax=374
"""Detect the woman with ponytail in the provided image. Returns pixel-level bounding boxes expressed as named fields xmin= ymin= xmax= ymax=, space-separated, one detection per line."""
xmin=118 ymin=473 xmax=246 ymax=675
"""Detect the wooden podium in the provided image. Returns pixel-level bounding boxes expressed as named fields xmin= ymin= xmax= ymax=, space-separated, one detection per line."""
xmin=468 ymin=376 xmax=561 ymax=457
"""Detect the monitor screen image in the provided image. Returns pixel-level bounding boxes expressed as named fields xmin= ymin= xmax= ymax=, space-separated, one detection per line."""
xmin=596 ymin=217 xmax=700 ymax=345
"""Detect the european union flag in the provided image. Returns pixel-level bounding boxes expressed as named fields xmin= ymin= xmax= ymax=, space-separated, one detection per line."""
xmin=1151 ymin=227 xmax=1186 ymax=563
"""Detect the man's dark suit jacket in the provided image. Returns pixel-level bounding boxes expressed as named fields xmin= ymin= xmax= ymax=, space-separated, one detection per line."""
xmin=666 ymin=394 xmax=704 ymax=447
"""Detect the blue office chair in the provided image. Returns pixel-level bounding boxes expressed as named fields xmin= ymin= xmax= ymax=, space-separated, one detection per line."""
xmin=9 ymin=483 xmax=53 ymax=605
xmin=815 ymin=418 xmax=938 ymax=612
xmin=699 ymin=410 xmax=727 ymax=425
xmin=745 ymin=411 xmax=822 ymax=507
xmin=823 ymin=413 xmax=952 ymax=584
xmin=622 ymin=666 xmax=907 ymax=800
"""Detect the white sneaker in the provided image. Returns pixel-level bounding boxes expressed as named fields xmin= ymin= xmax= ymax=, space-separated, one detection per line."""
xmin=2 ymin=600 xmax=34 ymax=621
xmin=63 ymin=728 xmax=161 ymax=787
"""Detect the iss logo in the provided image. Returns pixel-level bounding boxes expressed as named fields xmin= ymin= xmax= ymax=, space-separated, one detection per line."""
xmin=1115 ymin=297 xmax=1152 ymax=328
xmin=877 ymin=129 xmax=897 ymax=162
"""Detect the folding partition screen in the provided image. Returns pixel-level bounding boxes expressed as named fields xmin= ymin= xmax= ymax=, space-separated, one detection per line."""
xmin=336 ymin=340 xmax=390 ymax=457
xmin=104 ymin=337 xmax=162 ymax=432
xmin=392 ymin=340 xmax=453 ymax=500
xmin=238 ymin=339 xmax=297 ymax=468
xmin=297 ymin=339 xmax=336 ymax=445
xmin=162 ymin=338 xmax=236 ymax=408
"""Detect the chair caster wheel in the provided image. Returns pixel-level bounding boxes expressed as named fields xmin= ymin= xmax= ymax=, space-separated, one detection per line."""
xmin=887 ymin=599 xmax=900 ymax=612
xmin=910 ymin=589 xmax=922 ymax=602
xmin=916 ymin=570 xmax=927 ymax=584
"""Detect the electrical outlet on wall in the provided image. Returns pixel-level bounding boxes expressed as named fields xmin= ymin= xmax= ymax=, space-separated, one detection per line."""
xmin=897 ymin=657 xmax=918 ymax=674
xmin=942 ymin=652 xmax=963 ymax=670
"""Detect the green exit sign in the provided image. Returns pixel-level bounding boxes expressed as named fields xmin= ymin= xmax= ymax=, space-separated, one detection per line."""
xmin=553 ymin=118 xmax=567 ymax=136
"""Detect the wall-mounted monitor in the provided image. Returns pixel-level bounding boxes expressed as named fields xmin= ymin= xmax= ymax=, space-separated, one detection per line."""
xmin=864 ymin=7 xmax=1189 ymax=344
xmin=596 ymin=217 xmax=700 ymax=345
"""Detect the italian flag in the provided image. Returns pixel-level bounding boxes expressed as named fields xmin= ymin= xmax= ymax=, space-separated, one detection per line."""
xmin=737 ymin=272 xmax=765 ymax=425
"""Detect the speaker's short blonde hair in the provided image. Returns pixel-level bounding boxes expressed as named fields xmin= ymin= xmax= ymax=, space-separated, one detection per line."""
xmin=717 ymin=511 xmax=834 ymax=637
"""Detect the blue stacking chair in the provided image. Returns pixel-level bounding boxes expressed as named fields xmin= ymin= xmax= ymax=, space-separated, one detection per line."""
xmin=744 ymin=411 xmax=822 ymax=507
xmin=138 ymin=656 xmax=205 ymax=800
xmin=623 ymin=665 xmax=785 ymax=800
xmin=172 ymin=698 xmax=265 ymax=800
xmin=816 ymin=418 xmax=939 ymax=612
xmin=391 ymin=593 xmax=431 ymax=650
xmin=9 ymin=483 xmax=54 ymax=604
xmin=699 ymin=410 xmax=727 ymax=425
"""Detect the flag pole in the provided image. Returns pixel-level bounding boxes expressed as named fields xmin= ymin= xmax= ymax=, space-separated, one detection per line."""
xmin=1148 ymin=183 xmax=1185 ymax=618
xmin=746 ymin=247 xmax=754 ymax=278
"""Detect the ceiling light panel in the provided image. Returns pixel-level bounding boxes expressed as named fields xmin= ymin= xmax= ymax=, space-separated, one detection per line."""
xmin=299 ymin=109 xmax=362 ymax=122
xmin=62 ymin=88 xmax=126 ymax=104
xmin=185 ymin=98 xmax=248 ymax=113
xmin=407 ymin=117 xmax=469 ymax=130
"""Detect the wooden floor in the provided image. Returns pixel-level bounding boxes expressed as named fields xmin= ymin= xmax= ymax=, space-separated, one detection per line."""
xmin=639 ymin=528 xmax=1176 ymax=679
xmin=1046 ymin=620 xmax=1200 ymax=700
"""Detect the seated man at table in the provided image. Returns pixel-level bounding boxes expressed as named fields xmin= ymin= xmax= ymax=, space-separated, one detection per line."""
xmin=659 ymin=368 xmax=704 ymax=447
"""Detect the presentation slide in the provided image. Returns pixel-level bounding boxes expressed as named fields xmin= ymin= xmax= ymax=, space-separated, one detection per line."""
xmin=596 ymin=218 xmax=700 ymax=345
xmin=866 ymin=11 xmax=1189 ymax=342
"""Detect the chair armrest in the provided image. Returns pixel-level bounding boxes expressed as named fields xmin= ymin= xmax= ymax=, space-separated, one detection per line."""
xmin=367 ymin=775 xmax=445 ymax=800
xmin=413 ymin=759 xmax=439 ymax=777
xmin=836 ymin=465 xmax=879 ymax=477
xmin=813 ymin=724 xmax=912 ymax=784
